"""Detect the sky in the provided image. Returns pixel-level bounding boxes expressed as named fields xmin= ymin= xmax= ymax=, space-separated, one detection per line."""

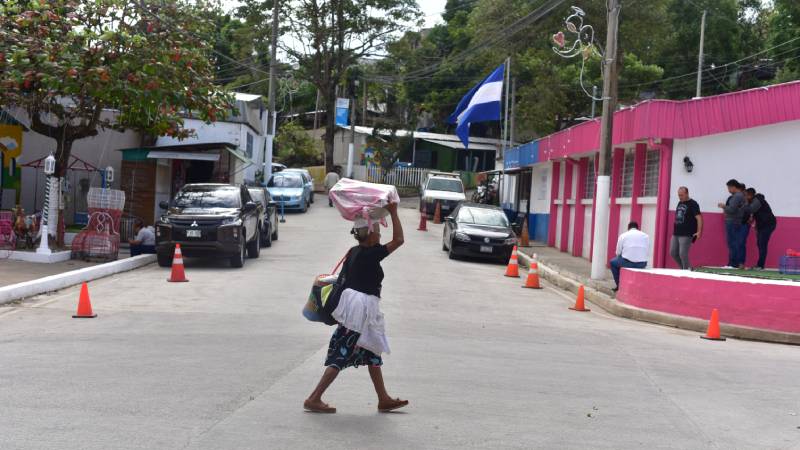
xmin=221 ymin=0 xmax=447 ymax=28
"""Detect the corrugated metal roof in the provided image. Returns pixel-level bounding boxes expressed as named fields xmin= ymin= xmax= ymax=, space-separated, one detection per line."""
xmin=537 ymin=80 xmax=800 ymax=160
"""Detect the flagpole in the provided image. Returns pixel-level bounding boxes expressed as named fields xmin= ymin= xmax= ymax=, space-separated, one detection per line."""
xmin=500 ymin=56 xmax=510 ymax=214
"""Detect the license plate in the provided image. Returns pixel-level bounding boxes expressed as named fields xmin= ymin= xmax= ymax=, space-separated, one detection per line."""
xmin=186 ymin=230 xmax=201 ymax=238
xmin=480 ymin=245 xmax=493 ymax=253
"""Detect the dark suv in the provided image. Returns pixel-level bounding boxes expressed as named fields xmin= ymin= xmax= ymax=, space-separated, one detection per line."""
xmin=156 ymin=184 xmax=261 ymax=268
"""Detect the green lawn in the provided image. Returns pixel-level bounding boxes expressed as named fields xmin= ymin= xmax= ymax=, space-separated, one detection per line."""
xmin=693 ymin=266 xmax=800 ymax=282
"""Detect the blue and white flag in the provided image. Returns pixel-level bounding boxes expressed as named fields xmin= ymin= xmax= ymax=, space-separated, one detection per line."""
xmin=448 ymin=64 xmax=505 ymax=149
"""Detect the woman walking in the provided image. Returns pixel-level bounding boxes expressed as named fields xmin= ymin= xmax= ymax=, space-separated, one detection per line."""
xmin=304 ymin=202 xmax=408 ymax=413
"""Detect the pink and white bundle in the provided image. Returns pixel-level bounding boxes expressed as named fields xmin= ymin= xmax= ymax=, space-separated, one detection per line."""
xmin=329 ymin=178 xmax=400 ymax=228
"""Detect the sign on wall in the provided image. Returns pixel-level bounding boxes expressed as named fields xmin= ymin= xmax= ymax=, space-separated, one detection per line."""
xmin=335 ymin=98 xmax=350 ymax=126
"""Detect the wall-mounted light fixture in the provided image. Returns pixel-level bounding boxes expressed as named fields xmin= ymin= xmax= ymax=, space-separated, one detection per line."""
xmin=683 ymin=156 xmax=694 ymax=173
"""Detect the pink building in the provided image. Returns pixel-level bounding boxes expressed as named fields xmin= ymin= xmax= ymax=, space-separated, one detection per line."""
xmin=509 ymin=80 xmax=800 ymax=269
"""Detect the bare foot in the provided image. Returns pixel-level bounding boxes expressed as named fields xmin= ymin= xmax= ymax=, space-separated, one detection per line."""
xmin=304 ymin=398 xmax=336 ymax=413
xmin=378 ymin=397 xmax=409 ymax=412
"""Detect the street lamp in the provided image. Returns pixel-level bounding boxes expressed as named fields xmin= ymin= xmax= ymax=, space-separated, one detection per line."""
xmin=37 ymin=154 xmax=56 ymax=255
xmin=102 ymin=165 xmax=114 ymax=188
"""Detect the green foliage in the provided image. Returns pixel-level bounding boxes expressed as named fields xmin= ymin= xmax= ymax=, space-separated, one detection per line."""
xmin=0 ymin=0 xmax=232 ymax=175
xmin=275 ymin=121 xmax=321 ymax=167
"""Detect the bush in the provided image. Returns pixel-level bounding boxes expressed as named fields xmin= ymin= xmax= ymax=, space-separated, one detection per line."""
xmin=275 ymin=121 xmax=322 ymax=167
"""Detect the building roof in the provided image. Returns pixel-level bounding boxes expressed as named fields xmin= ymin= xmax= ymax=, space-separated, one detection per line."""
xmin=536 ymin=80 xmax=800 ymax=161
xmin=337 ymin=125 xmax=513 ymax=148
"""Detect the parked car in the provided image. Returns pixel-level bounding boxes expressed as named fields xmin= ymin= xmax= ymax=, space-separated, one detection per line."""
xmin=442 ymin=203 xmax=517 ymax=262
xmin=156 ymin=184 xmax=261 ymax=268
xmin=283 ymin=168 xmax=315 ymax=204
xmin=247 ymin=186 xmax=279 ymax=247
xmin=271 ymin=162 xmax=287 ymax=173
xmin=420 ymin=171 xmax=466 ymax=217
xmin=266 ymin=172 xmax=312 ymax=212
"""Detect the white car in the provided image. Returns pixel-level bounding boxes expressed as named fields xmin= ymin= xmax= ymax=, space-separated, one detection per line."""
xmin=420 ymin=172 xmax=466 ymax=217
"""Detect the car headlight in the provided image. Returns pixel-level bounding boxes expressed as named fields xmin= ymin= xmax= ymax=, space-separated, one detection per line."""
xmin=455 ymin=232 xmax=471 ymax=242
xmin=222 ymin=216 xmax=242 ymax=226
xmin=504 ymin=237 xmax=517 ymax=245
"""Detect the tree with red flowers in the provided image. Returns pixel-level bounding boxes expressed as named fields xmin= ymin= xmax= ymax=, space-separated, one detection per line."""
xmin=0 ymin=0 xmax=232 ymax=177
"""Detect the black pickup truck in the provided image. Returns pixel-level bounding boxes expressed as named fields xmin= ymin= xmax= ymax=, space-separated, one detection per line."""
xmin=156 ymin=184 xmax=261 ymax=268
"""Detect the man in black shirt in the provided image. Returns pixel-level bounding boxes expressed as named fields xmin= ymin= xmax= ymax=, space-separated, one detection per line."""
xmin=744 ymin=188 xmax=777 ymax=269
xmin=670 ymin=186 xmax=703 ymax=269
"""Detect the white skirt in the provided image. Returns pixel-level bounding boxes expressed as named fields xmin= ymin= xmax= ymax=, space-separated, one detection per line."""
xmin=331 ymin=288 xmax=390 ymax=355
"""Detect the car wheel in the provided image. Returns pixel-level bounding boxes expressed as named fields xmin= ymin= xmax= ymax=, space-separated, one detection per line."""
xmin=247 ymin=228 xmax=260 ymax=258
xmin=231 ymin=238 xmax=245 ymax=268
xmin=264 ymin=224 xmax=273 ymax=247
xmin=271 ymin=220 xmax=279 ymax=240
xmin=157 ymin=252 xmax=172 ymax=267
xmin=310 ymin=192 xmax=315 ymax=204
xmin=442 ymin=230 xmax=448 ymax=251
xmin=300 ymin=201 xmax=307 ymax=213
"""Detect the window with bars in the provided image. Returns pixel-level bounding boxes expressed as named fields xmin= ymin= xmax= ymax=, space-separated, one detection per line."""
xmin=642 ymin=149 xmax=660 ymax=197
xmin=583 ymin=157 xmax=596 ymax=199
xmin=619 ymin=150 xmax=635 ymax=197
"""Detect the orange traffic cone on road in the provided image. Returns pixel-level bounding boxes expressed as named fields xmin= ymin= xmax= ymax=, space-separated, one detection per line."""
xmin=433 ymin=201 xmax=442 ymax=224
xmin=167 ymin=244 xmax=189 ymax=282
xmin=417 ymin=210 xmax=428 ymax=231
xmin=569 ymin=285 xmax=590 ymax=312
xmin=504 ymin=246 xmax=520 ymax=277
xmin=520 ymin=216 xmax=530 ymax=247
xmin=701 ymin=308 xmax=726 ymax=341
xmin=522 ymin=259 xmax=542 ymax=289
xmin=72 ymin=282 xmax=97 ymax=318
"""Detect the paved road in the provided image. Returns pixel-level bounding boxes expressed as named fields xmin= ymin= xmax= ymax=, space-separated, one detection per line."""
xmin=1 ymin=205 xmax=799 ymax=449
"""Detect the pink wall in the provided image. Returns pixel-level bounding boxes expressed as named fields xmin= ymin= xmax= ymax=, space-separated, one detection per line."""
xmin=547 ymin=161 xmax=560 ymax=247
xmin=572 ymin=157 xmax=588 ymax=257
xmin=663 ymin=211 xmax=800 ymax=269
xmin=560 ymin=160 xmax=574 ymax=252
xmin=606 ymin=148 xmax=624 ymax=262
xmin=617 ymin=269 xmax=800 ymax=333
xmin=630 ymin=143 xmax=646 ymax=224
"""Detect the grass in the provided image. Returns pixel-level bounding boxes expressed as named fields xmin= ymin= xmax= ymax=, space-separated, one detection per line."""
xmin=693 ymin=266 xmax=800 ymax=282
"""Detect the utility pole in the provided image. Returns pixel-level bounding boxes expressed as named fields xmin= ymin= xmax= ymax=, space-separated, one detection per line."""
xmin=695 ymin=9 xmax=707 ymax=98
xmin=589 ymin=0 xmax=621 ymax=280
xmin=510 ymin=77 xmax=517 ymax=145
xmin=362 ymin=81 xmax=368 ymax=127
xmin=347 ymin=88 xmax=356 ymax=179
xmin=263 ymin=0 xmax=280 ymax=185
xmin=313 ymin=89 xmax=320 ymax=130
xmin=591 ymin=85 xmax=598 ymax=118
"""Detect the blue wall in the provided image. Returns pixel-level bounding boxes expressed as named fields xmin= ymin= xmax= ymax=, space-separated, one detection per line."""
xmin=529 ymin=213 xmax=549 ymax=243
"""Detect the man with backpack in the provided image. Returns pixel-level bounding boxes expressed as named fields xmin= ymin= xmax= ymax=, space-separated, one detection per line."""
xmin=744 ymin=188 xmax=777 ymax=270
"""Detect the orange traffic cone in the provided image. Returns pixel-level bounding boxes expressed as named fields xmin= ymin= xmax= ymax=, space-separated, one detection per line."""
xmin=433 ymin=201 xmax=442 ymax=224
xmin=72 ymin=282 xmax=97 ymax=318
xmin=167 ymin=244 xmax=189 ymax=282
xmin=522 ymin=260 xmax=542 ymax=289
xmin=520 ymin=216 xmax=530 ymax=247
xmin=504 ymin=246 xmax=520 ymax=277
xmin=417 ymin=210 xmax=428 ymax=231
xmin=701 ymin=308 xmax=726 ymax=341
xmin=569 ymin=285 xmax=590 ymax=312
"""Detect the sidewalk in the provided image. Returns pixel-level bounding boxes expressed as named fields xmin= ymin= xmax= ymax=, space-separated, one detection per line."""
xmin=1 ymin=246 xmax=132 ymax=288
xmin=517 ymin=242 xmax=616 ymax=295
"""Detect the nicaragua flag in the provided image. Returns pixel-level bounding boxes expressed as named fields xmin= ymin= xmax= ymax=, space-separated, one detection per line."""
xmin=448 ymin=63 xmax=504 ymax=149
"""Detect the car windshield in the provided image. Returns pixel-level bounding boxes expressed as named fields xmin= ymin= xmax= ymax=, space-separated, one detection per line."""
xmin=427 ymin=178 xmax=463 ymax=193
xmin=457 ymin=207 xmax=509 ymax=227
xmin=248 ymin=189 xmax=265 ymax=204
xmin=174 ymin=187 xmax=241 ymax=209
xmin=268 ymin=174 xmax=303 ymax=188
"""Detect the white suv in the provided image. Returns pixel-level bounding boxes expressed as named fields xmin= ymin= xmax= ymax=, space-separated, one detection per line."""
xmin=420 ymin=172 xmax=466 ymax=217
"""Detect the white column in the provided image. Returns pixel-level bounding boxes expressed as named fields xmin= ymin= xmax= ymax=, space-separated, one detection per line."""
xmin=590 ymin=175 xmax=610 ymax=279
xmin=346 ymin=143 xmax=354 ymax=179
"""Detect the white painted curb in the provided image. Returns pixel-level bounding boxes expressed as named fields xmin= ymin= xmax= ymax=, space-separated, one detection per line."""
xmin=0 ymin=254 xmax=156 ymax=305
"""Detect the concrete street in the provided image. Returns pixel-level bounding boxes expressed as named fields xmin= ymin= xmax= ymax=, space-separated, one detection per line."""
xmin=1 ymin=205 xmax=799 ymax=449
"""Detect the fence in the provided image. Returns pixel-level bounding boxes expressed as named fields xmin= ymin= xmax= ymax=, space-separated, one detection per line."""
xmin=351 ymin=165 xmax=430 ymax=187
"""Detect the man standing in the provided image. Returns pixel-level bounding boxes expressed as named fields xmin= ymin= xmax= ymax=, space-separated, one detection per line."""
xmin=128 ymin=219 xmax=155 ymax=256
xmin=670 ymin=186 xmax=702 ymax=269
xmin=325 ymin=166 xmax=341 ymax=207
xmin=610 ymin=222 xmax=650 ymax=291
xmin=718 ymin=179 xmax=746 ymax=268
xmin=744 ymin=187 xmax=777 ymax=270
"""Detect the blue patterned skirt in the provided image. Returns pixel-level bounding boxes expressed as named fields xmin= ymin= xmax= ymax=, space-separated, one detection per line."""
xmin=325 ymin=325 xmax=383 ymax=370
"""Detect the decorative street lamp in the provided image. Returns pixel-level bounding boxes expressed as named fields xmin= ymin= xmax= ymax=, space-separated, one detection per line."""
xmin=36 ymin=154 xmax=56 ymax=255
xmin=102 ymin=165 xmax=114 ymax=188
xmin=551 ymin=6 xmax=603 ymax=102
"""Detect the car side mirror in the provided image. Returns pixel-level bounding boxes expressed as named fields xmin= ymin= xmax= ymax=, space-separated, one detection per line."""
xmin=268 ymin=200 xmax=278 ymax=208
xmin=511 ymin=222 xmax=518 ymax=228
xmin=159 ymin=200 xmax=169 ymax=210
xmin=445 ymin=216 xmax=455 ymax=222
xmin=244 ymin=201 xmax=257 ymax=212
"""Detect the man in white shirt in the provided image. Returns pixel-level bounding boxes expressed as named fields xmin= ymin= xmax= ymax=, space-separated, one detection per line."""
xmin=610 ymin=221 xmax=650 ymax=291
xmin=129 ymin=219 xmax=156 ymax=256
xmin=324 ymin=166 xmax=341 ymax=207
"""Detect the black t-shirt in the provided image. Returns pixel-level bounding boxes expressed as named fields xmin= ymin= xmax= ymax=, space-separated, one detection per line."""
xmin=345 ymin=244 xmax=390 ymax=297
xmin=673 ymin=199 xmax=701 ymax=236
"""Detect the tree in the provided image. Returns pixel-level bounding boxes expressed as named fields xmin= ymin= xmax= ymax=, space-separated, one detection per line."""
xmin=275 ymin=120 xmax=320 ymax=167
xmin=0 ymin=0 xmax=231 ymax=177
xmin=280 ymin=0 xmax=421 ymax=171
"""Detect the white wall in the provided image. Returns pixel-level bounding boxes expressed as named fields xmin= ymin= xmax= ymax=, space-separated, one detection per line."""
xmin=640 ymin=204 xmax=658 ymax=266
xmin=530 ymin=162 xmax=551 ymax=214
xmin=582 ymin=206 xmax=592 ymax=258
xmin=670 ymin=120 xmax=800 ymax=217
